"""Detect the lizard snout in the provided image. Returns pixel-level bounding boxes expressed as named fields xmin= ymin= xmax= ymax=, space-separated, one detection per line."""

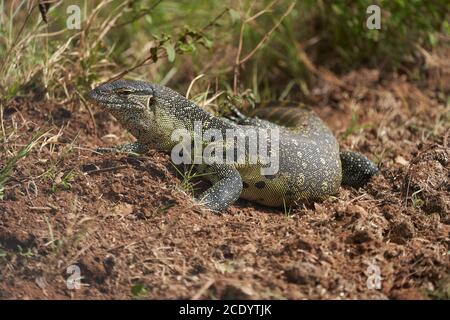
xmin=87 ymin=82 xmax=115 ymax=106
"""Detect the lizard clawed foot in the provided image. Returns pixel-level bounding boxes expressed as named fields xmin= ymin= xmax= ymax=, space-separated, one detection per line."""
xmin=94 ymin=142 xmax=149 ymax=155
xmin=225 ymin=105 xmax=252 ymax=125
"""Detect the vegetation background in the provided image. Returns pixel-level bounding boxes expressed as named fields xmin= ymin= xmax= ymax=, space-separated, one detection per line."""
xmin=1 ymin=0 xmax=448 ymax=101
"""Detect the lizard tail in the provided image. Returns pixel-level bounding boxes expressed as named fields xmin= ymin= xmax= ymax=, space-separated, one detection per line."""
xmin=339 ymin=150 xmax=379 ymax=188
xmin=250 ymin=106 xmax=378 ymax=188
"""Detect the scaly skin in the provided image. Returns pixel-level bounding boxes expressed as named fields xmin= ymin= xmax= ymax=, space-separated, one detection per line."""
xmin=88 ymin=80 xmax=378 ymax=212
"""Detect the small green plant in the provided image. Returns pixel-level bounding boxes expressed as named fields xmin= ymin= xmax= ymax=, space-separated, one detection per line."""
xmin=282 ymin=198 xmax=293 ymax=218
xmin=0 ymin=131 xmax=47 ymax=199
xmin=428 ymin=278 xmax=450 ymax=300
xmin=152 ymin=201 xmax=176 ymax=217
xmin=341 ymin=110 xmax=374 ymax=140
xmin=131 ymin=283 xmax=149 ymax=298
xmin=16 ymin=245 xmax=34 ymax=258
xmin=171 ymin=162 xmax=211 ymax=196
xmin=51 ymin=169 xmax=76 ymax=193
xmin=44 ymin=215 xmax=63 ymax=252
xmin=411 ymin=189 xmax=425 ymax=209
xmin=214 ymin=260 xmax=238 ymax=274
xmin=40 ymin=167 xmax=57 ymax=183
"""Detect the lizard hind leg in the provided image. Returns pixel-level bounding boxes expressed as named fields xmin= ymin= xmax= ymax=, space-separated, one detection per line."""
xmin=340 ymin=150 xmax=378 ymax=188
xmin=224 ymin=104 xmax=280 ymax=129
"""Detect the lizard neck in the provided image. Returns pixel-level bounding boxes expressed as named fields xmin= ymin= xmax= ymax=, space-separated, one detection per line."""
xmin=111 ymin=90 xmax=234 ymax=152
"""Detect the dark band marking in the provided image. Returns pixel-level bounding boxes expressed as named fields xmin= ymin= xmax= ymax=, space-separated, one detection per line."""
xmin=255 ymin=181 xmax=266 ymax=189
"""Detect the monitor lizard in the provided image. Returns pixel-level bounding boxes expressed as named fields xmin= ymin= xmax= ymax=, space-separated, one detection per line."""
xmin=88 ymin=80 xmax=378 ymax=212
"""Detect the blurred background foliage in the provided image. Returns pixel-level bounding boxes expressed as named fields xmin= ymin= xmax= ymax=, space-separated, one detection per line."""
xmin=0 ymin=0 xmax=448 ymax=102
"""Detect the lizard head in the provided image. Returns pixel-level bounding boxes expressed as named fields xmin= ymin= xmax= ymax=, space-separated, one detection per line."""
xmin=88 ymin=78 xmax=208 ymax=126
xmin=88 ymin=79 xmax=156 ymax=116
xmin=88 ymin=79 xmax=200 ymax=148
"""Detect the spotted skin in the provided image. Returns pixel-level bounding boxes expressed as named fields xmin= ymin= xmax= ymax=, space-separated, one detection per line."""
xmin=340 ymin=150 xmax=379 ymax=188
xmin=88 ymin=80 xmax=378 ymax=212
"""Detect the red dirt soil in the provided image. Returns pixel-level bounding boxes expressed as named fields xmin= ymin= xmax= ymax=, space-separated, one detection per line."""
xmin=0 ymin=68 xmax=449 ymax=300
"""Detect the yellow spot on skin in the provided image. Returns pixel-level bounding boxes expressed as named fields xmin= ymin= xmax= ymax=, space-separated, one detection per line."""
xmin=298 ymin=174 xmax=305 ymax=186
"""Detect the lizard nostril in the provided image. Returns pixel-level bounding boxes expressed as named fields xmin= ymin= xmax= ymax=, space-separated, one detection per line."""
xmin=88 ymin=84 xmax=111 ymax=101
xmin=87 ymin=88 xmax=102 ymax=101
xmin=87 ymin=89 xmax=96 ymax=101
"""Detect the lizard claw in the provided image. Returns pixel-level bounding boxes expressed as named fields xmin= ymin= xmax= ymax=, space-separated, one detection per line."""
xmin=94 ymin=147 xmax=118 ymax=154
xmin=226 ymin=104 xmax=250 ymax=124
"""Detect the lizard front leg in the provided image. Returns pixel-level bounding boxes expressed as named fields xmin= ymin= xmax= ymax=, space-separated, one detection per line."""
xmin=198 ymin=163 xmax=243 ymax=212
xmin=96 ymin=141 xmax=149 ymax=155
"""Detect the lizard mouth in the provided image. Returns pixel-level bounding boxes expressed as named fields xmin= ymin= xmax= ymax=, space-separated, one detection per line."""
xmin=87 ymin=82 xmax=124 ymax=110
xmin=87 ymin=80 xmax=155 ymax=111
xmin=88 ymin=83 xmax=111 ymax=103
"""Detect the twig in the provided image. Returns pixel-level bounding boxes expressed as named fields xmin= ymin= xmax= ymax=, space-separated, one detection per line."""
xmin=84 ymin=165 xmax=128 ymax=175
xmin=201 ymin=8 xmax=229 ymax=31
xmin=107 ymin=233 xmax=156 ymax=252
xmin=28 ymin=206 xmax=53 ymax=211
xmin=191 ymin=279 xmax=215 ymax=300
xmin=92 ymin=0 xmax=133 ymax=49
xmin=0 ymin=1 xmax=37 ymax=74
xmin=105 ymin=8 xmax=229 ymax=83
xmin=233 ymin=1 xmax=295 ymax=92
xmin=239 ymin=2 xmax=295 ymax=65
xmin=105 ymin=51 xmax=168 ymax=83
xmin=0 ymin=104 xmax=6 ymax=145
xmin=233 ymin=23 xmax=245 ymax=93
xmin=76 ymin=91 xmax=97 ymax=136
xmin=186 ymin=74 xmax=205 ymax=99
xmin=113 ymin=0 xmax=164 ymax=29
xmin=295 ymin=42 xmax=347 ymax=88
xmin=233 ymin=1 xmax=260 ymax=93
xmin=245 ymin=0 xmax=278 ymax=22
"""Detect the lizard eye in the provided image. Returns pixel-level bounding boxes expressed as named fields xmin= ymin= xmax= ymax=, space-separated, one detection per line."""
xmin=116 ymin=88 xmax=134 ymax=96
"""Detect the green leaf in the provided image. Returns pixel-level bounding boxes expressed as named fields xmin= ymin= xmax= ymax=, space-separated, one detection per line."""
xmin=178 ymin=42 xmax=196 ymax=53
xmin=145 ymin=14 xmax=152 ymax=25
xmin=229 ymin=9 xmax=240 ymax=24
xmin=331 ymin=4 xmax=343 ymax=15
xmin=163 ymin=42 xmax=176 ymax=62
xmin=428 ymin=33 xmax=438 ymax=47
xmin=199 ymin=36 xmax=212 ymax=49
xmin=131 ymin=283 xmax=148 ymax=298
